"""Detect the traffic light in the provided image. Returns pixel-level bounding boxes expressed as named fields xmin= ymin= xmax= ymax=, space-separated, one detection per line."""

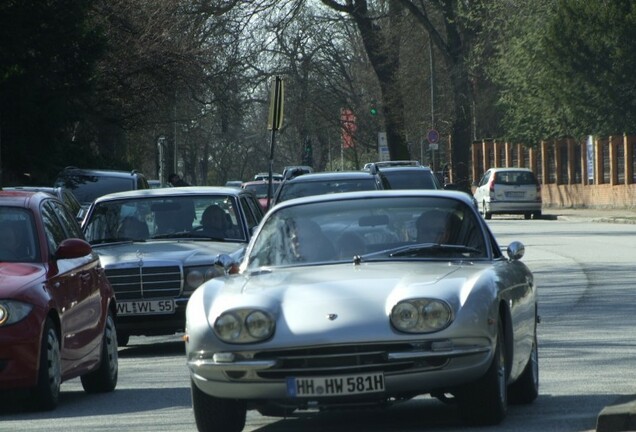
xmin=370 ymin=100 xmax=378 ymax=116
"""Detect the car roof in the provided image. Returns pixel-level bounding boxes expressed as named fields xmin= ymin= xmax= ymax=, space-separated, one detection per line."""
xmin=487 ymin=167 xmax=534 ymax=172
xmin=57 ymin=167 xmax=145 ymax=178
xmin=284 ymin=171 xmax=380 ymax=183
xmin=377 ymin=165 xmax=433 ymax=172
xmin=243 ymin=180 xmax=280 ymax=186
xmin=91 ymin=185 xmax=249 ymax=203
xmin=0 ymin=189 xmax=54 ymax=207
xmin=271 ymin=189 xmax=475 ymax=210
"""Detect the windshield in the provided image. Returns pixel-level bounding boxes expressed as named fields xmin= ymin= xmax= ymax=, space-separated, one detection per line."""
xmin=0 ymin=207 xmax=39 ymax=262
xmin=244 ymin=182 xmax=277 ymax=198
xmin=278 ymin=178 xmax=377 ymax=203
xmin=382 ymin=170 xmax=441 ymax=189
xmin=57 ymin=174 xmax=136 ymax=204
xmin=246 ymin=196 xmax=487 ymax=269
xmin=83 ymin=195 xmax=247 ymax=244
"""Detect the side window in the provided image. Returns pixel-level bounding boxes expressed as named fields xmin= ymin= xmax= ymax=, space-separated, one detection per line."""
xmin=41 ymin=201 xmax=69 ymax=253
xmin=240 ymin=196 xmax=261 ymax=231
xmin=479 ymin=171 xmax=491 ymax=187
xmin=51 ymin=200 xmax=84 ymax=239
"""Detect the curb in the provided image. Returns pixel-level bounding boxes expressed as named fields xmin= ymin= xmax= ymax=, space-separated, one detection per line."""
xmin=597 ymin=401 xmax=636 ymax=432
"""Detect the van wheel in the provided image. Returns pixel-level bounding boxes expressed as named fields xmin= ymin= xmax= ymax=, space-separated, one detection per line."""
xmin=483 ymin=201 xmax=492 ymax=220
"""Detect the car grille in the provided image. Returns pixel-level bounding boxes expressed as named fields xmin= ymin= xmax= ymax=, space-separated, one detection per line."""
xmin=105 ymin=266 xmax=182 ymax=299
xmin=253 ymin=343 xmax=448 ymax=379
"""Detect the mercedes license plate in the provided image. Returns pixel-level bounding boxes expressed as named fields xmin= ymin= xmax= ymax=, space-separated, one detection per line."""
xmin=287 ymin=372 xmax=385 ymax=398
xmin=117 ymin=299 xmax=175 ymax=316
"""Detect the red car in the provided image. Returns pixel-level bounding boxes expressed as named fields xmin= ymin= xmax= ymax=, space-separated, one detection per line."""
xmin=241 ymin=180 xmax=280 ymax=211
xmin=0 ymin=190 xmax=118 ymax=410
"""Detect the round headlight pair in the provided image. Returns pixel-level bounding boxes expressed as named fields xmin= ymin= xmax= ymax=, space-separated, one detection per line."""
xmin=214 ymin=309 xmax=274 ymax=343
xmin=390 ymin=299 xmax=452 ymax=333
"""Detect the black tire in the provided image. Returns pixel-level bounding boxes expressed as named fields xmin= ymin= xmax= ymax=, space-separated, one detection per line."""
xmin=32 ymin=318 xmax=61 ymax=411
xmin=524 ymin=212 xmax=531 ymax=220
xmin=117 ymin=332 xmax=129 ymax=347
xmin=191 ymin=379 xmax=246 ymax=432
xmin=81 ymin=312 xmax=118 ymax=393
xmin=533 ymin=211 xmax=542 ymax=220
xmin=483 ymin=201 xmax=492 ymax=220
xmin=457 ymin=320 xmax=507 ymax=425
xmin=509 ymin=334 xmax=539 ymax=404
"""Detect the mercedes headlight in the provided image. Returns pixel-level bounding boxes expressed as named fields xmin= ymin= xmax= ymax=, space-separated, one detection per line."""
xmin=185 ymin=265 xmax=222 ymax=292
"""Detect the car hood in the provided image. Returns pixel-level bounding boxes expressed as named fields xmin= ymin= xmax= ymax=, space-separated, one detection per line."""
xmin=199 ymin=261 xmax=494 ymax=345
xmin=0 ymin=262 xmax=46 ymax=296
xmin=94 ymin=240 xmax=244 ymax=268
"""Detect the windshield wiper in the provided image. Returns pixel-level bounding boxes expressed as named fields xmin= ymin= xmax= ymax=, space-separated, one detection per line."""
xmin=389 ymin=243 xmax=481 ymax=257
xmin=357 ymin=243 xmax=481 ymax=261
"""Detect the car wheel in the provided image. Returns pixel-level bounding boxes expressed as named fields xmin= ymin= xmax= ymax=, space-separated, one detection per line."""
xmin=191 ymin=379 xmax=246 ymax=432
xmin=81 ymin=312 xmax=118 ymax=393
xmin=483 ymin=201 xmax=492 ymax=220
xmin=509 ymin=333 xmax=539 ymax=404
xmin=533 ymin=211 xmax=542 ymax=220
xmin=457 ymin=319 xmax=507 ymax=425
xmin=32 ymin=318 xmax=62 ymax=410
xmin=524 ymin=212 xmax=531 ymax=220
xmin=117 ymin=331 xmax=130 ymax=347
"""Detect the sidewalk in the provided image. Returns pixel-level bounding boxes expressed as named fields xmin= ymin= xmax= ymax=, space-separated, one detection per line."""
xmin=541 ymin=207 xmax=636 ymax=224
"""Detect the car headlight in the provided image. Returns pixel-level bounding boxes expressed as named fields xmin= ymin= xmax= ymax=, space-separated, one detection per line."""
xmin=214 ymin=309 xmax=275 ymax=343
xmin=0 ymin=301 xmax=34 ymax=326
xmin=390 ymin=299 xmax=452 ymax=333
xmin=184 ymin=265 xmax=222 ymax=292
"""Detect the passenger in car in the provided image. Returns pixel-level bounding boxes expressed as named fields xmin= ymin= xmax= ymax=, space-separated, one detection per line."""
xmin=201 ymin=205 xmax=232 ymax=239
xmin=416 ymin=209 xmax=453 ymax=244
xmin=288 ymin=219 xmax=335 ymax=262
xmin=117 ymin=217 xmax=149 ymax=240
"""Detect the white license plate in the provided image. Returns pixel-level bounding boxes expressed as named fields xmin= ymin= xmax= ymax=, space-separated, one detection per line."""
xmin=116 ymin=299 xmax=175 ymax=316
xmin=505 ymin=191 xmax=526 ymax=198
xmin=287 ymin=372 xmax=385 ymax=398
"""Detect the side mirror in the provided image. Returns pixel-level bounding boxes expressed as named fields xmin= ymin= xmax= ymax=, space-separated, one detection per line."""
xmin=55 ymin=238 xmax=92 ymax=259
xmin=506 ymin=241 xmax=525 ymax=261
xmin=215 ymin=253 xmax=240 ymax=274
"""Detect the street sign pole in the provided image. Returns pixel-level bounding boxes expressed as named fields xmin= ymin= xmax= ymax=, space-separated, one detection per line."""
xmin=266 ymin=76 xmax=284 ymax=208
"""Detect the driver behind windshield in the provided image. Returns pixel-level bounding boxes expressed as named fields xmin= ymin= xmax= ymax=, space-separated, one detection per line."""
xmin=416 ymin=209 xmax=452 ymax=244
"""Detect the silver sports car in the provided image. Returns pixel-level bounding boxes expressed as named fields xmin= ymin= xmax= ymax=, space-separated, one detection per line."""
xmin=185 ymin=190 xmax=539 ymax=432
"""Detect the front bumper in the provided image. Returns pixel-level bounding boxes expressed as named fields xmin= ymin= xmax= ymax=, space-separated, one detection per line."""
xmin=0 ymin=312 xmax=42 ymax=389
xmin=187 ymin=338 xmax=492 ymax=404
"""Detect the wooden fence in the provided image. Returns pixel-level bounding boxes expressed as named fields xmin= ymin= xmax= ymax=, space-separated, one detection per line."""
xmin=467 ymin=135 xmax=636 ymax=208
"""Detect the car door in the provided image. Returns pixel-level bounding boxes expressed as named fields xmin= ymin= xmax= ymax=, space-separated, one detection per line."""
xmin=474 ymin=170 xmax=492 ymax=204
xmin=41 ymin=200 xmax=103 ymax=368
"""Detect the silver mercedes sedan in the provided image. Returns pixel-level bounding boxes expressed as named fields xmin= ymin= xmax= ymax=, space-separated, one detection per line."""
xmin=185 ymin=190 xmax=539 ymax=432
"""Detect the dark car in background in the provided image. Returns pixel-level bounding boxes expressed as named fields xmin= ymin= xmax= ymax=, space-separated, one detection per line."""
xmin=81 ymin=186 xmax=264 ymax=346
xmin=364 ymin=160 xmax=442 ymax=190
xmin=271 ymin=167 xmax=390 ymax=206
xmin=242 ymin=180 xmax=281 ymax=211
xmin=54 ymin=167 xmax=150 ymax=211
xmin=0 ymin=190 xmax=118 ymax=410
